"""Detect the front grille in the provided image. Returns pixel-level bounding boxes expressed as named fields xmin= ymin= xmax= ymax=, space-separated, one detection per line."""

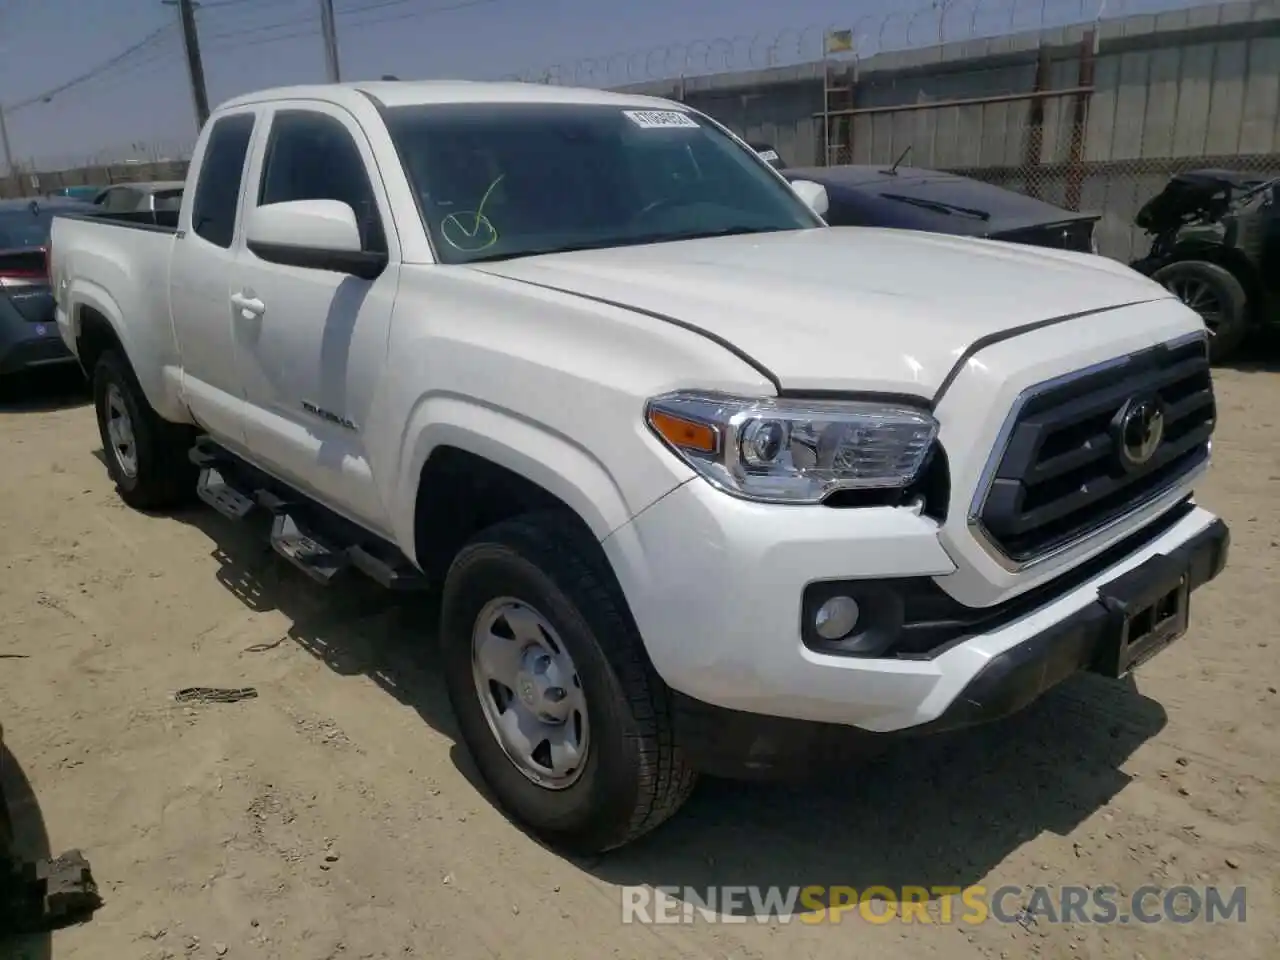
xmin=994 ymin=219 xmax=1096 ymax=253
xmin=974 ymin=335 xmax=1215 ymax=563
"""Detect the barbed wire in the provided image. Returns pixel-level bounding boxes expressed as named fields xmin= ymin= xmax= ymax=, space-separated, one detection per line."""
xmin=498 ymin=0 xmax=1220 ymax=86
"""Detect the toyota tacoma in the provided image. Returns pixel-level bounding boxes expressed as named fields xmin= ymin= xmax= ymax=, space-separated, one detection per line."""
xmin=48 ymin=81 xmax=1228 ymax=854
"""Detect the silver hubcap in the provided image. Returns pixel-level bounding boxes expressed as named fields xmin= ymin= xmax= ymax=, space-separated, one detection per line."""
xmin=471 ymin=598 xmax=589 ymax=790
xmin=1168 ymin=277 xmax=1224 ymax=336
xmin=105 ymin=384 xmax=138 ymax=479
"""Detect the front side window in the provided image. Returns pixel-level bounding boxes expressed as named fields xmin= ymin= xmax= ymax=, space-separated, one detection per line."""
xmin=383 ymin=102 xmax=821 ymax=264
xmin=191 ymin=112 xmax=256 ymax=248
xmin=257 ymin=110 xmax=386 ymax=253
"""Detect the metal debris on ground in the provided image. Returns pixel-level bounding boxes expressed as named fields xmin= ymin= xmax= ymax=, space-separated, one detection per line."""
xmin=173 ymin=687 xmax=259 ymax=704
xmin=242 ymin=636 xmax=287 ymax=653
xmin=0 ymin=848 xmax=102 ymax=933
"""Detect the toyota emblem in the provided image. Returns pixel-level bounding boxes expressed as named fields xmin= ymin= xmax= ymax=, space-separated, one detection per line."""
xmin=1112 ymin=395 xmax=1165 ymax=472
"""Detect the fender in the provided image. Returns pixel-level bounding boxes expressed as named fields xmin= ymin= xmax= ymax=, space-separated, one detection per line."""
xmin=65 ymin=279 xmax=187 ymax=423
xmin=389 ymin=392 xmax=670 ymax=562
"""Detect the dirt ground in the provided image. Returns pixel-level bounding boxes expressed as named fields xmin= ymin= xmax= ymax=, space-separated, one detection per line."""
xmin=0 ymin=360 xmax=1276 ymax=960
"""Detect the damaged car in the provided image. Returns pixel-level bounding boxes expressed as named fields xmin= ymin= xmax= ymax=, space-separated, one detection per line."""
xmin=1130 ymin=168 xmax=1280 ymax=363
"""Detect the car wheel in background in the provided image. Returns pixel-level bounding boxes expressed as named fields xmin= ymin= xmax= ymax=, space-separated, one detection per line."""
xmin=1152 ymin=260 xmax=1250 ymax=364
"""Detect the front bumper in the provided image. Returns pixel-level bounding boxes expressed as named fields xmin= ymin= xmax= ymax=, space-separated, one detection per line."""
xmin=913 ymin=514 xmax=1227 ymax=734
xmin=604 ymin=476 xmax=1228 ymax=746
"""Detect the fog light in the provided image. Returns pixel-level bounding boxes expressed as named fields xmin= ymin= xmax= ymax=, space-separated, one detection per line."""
xmin=814 ymin=595 xmax=860 ymax=640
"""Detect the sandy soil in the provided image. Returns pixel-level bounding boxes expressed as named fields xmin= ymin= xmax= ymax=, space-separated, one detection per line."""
xmin=0 ymin=361 xmax=1276 ymax=960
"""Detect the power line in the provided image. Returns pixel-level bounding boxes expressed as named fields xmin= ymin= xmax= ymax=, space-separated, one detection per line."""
xmin=201 ymin=0 xmax=496 ymax=48
xmin=197 ymin=0 xmax=297 ymax=9
xmin=6 ymin=24 xmax=176 ymax=113
xmin=1 ymin=0 xmax=501 ymax=134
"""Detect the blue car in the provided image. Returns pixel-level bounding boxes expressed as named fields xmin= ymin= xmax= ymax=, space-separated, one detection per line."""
xmin=45 ymin=185 xmax=102 ymax=202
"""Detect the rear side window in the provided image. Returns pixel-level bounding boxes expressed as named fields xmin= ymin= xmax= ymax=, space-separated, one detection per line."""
xmin=191 ymin=113 xmax=255 ymax=248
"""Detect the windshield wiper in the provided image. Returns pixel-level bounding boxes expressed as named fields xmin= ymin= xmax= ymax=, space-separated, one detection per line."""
xmin=464 ymin=225 xmax=786 ymax=262
xmin=879 ymin=193 xmax=991 ymax=221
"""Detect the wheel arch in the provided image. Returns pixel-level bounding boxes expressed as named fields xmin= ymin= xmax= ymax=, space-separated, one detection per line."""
xmin=412 ymin=444 xmax=606 ymax=585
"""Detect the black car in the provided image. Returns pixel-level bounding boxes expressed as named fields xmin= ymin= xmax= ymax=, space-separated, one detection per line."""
xmin=0 ymin=197 xmax=88 ymax=379
xmin=1130 ymin=168 xmax=1280 ymax=363
xmin=781 ymin=163 xmax=1101 ymax=254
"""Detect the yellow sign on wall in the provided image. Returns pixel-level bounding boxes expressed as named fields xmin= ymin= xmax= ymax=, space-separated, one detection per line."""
xmin=824 ymin=29 xmax=854 ymax=55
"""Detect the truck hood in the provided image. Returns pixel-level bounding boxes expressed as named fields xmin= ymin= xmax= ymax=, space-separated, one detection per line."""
xmin=469 ymin=226 xmax=1170 ymax=398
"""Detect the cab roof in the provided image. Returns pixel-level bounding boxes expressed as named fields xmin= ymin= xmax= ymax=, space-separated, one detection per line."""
xmin=218 ymin=80 xmax=681 ymax=113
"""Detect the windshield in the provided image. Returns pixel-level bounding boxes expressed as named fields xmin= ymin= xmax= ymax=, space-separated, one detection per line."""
xmin=383 ymin=102 xmax=821 ymax=264
xmin=0 ymin=205 xmax=58 ymax=249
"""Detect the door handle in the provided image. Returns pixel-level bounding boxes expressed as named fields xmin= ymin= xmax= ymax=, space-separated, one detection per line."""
xmin=230 ymin=292 xmax=265 ymax=318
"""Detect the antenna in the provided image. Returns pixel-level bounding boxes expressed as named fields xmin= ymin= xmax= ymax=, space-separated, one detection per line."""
xmin=883 ymin=145 xmax=911 ymax=176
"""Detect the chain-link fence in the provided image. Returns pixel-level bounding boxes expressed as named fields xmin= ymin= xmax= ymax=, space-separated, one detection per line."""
xmin=955 ymin=151 xmax=1280 ymax=262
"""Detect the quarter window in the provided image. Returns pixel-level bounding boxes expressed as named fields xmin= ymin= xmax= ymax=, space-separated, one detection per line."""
xmin=191 ymin=112 xmax=256 ymax=248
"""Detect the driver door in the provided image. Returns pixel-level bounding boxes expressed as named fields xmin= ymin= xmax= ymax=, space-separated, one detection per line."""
xmin=229 ymin=101 xmax=399 ymax=536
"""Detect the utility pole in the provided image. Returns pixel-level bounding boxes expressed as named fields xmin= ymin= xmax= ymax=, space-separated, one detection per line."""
xmin=163 ymin=0 xmax=210 ymax=130
xmin=0 ymin=105 xmax=15 ymax=178
xmin=318 ymin=0 xmax=341 ymax=82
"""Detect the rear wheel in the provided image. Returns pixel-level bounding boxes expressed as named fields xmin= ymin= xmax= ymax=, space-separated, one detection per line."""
xmin=1152 ymin=260 xmax=1250 ymax=364
xmin=92 ymin=350 xmax=196 ymax=510
xmin=439 ymin=511 xmax=696 ymax=854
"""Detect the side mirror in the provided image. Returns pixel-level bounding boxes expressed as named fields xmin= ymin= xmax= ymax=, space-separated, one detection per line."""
xmin=789 ymin=179 xmax=829 ymax=218
xmin=245 ymin=199 xmax=386 ymax=280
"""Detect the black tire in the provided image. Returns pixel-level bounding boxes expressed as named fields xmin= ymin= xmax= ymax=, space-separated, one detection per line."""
xmin=92 ymin=350 xmax=197 ymax=510
xmin=439 ymin=511 xmax=696 ymax=854
xmin=1151 ymin=260 xmax=1250 ymax=364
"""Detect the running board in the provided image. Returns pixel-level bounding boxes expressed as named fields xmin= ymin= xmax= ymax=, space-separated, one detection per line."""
xmin=270 ymin=514 xmax=347 ymax=584
xmin=196 ymin=466 xmax=255 ymax=520
xmin=187 ymin=439 xmax=427 ymax=591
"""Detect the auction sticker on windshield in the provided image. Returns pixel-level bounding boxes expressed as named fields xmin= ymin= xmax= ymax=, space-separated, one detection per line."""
xmin=623 ymin=110 xmax=699 ymax=129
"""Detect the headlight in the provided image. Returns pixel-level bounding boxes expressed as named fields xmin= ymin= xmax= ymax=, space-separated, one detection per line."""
xmin=644 ymin=391 xmax=939 ymax=504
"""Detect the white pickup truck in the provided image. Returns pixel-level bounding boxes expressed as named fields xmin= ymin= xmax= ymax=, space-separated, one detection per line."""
xmin=49 ymin=80 xmax=1229 ymax=854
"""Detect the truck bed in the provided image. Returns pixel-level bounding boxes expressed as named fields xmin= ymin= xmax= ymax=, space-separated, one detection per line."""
xmin=54 ymin=208 xmax=178 ymax=232
xmin=48 ymin=206 xmax=182 ymax=421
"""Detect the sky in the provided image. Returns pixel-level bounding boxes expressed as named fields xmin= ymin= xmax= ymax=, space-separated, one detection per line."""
xmin=0 ymin=0 xmax=1217 ymax=169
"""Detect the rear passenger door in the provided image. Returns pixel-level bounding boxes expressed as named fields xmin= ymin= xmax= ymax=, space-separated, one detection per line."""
xmin=229 ymin=101 xmax=399 ymax=536
xmin=170 ymin=109 xmax=260 ymax=451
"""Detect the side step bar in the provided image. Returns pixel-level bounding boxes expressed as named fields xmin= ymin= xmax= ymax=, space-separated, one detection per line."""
xmin=191 ymin=440 xmax=427 ymax=591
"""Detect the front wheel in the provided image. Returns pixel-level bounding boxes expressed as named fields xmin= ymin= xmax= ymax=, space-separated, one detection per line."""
xmin=92 ymin=350 xmax=196 ymax=510
xmin=439 ymin=512 xmax=696 ymax=854
xmin=1151 ymin=260 xmax=1250 ymax=364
